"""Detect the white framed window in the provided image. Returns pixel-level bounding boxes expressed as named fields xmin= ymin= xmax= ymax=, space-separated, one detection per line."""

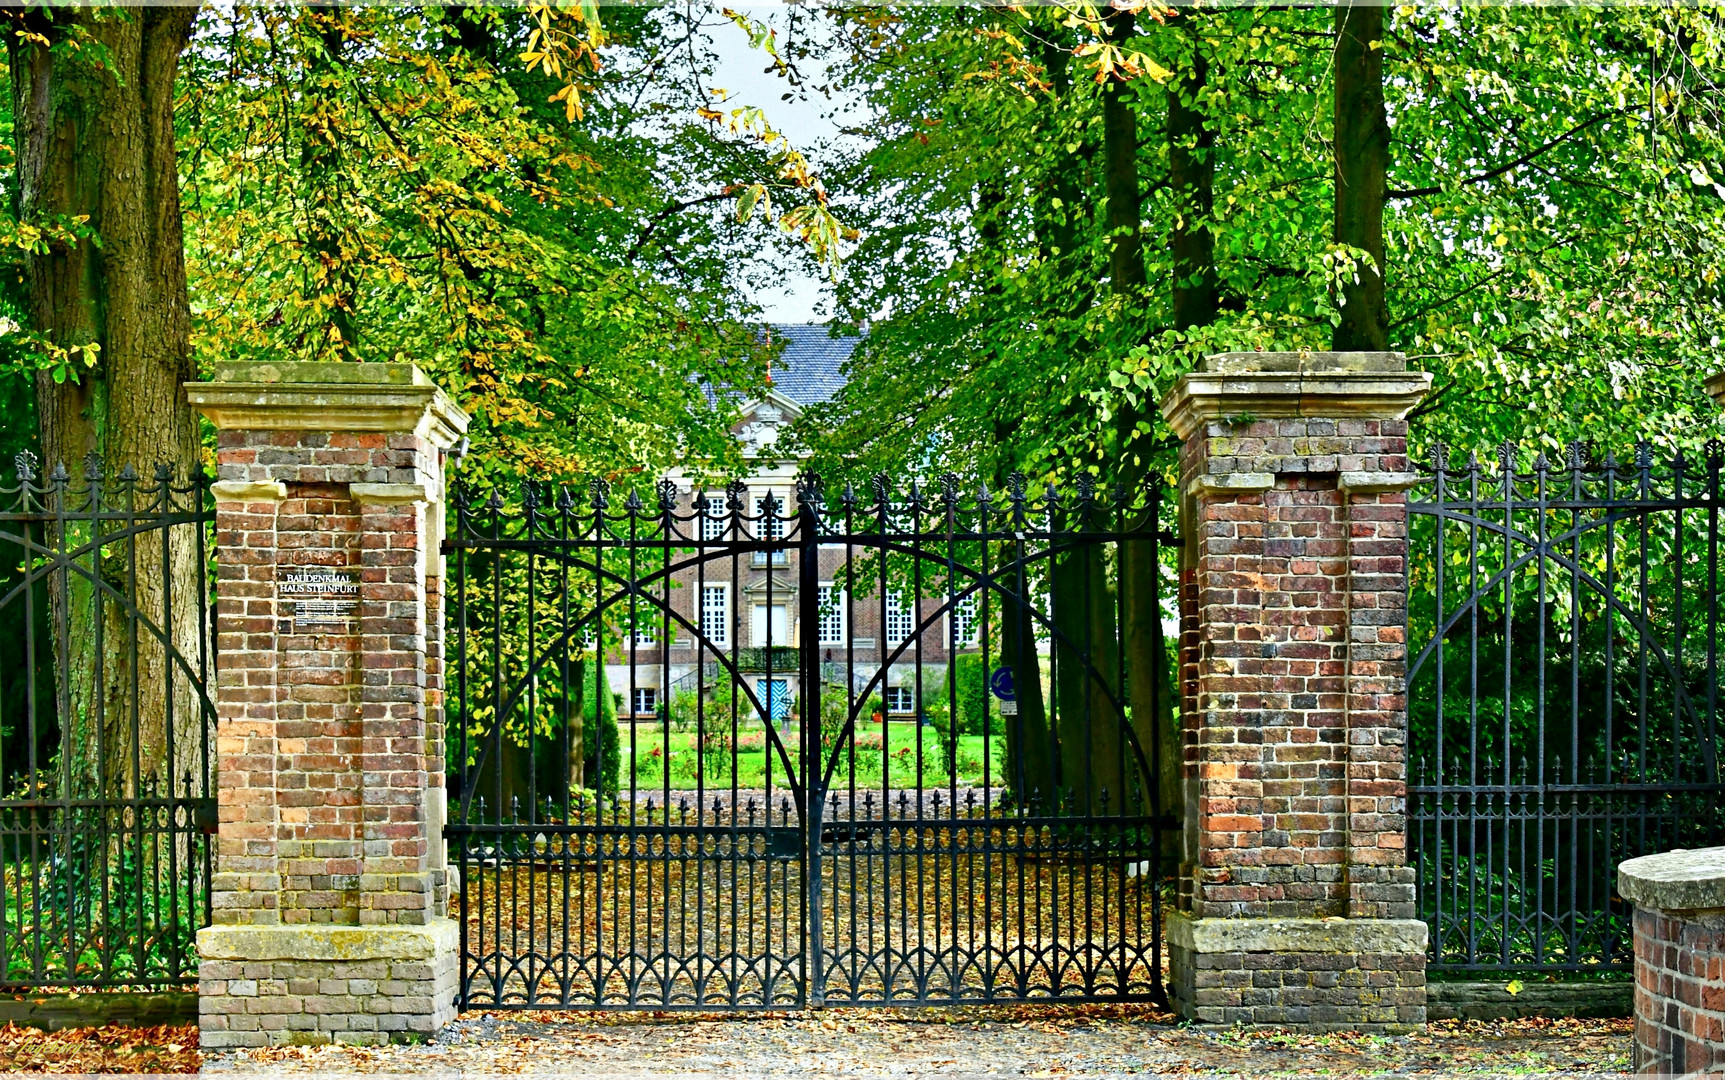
xmin=632 ymin=687 xmax=658 ymax=715
xmin=701 ymin=585 xmax=729 ymax=644
xmin=753 ymin=494 xmax=788 ymax=564
xmin=950 ymin=594 xmax=979 ymax=648
xmin=817 ymin=583 xmax=846 ymax=645
xmin=884 ymin=687 xmax=915 ymax=714
xmin=699 ymin=495 xmax=729 ymax=542
xmin=752 ymin=602 xmax=790 ymax=647
xmin=631 ymin=616 xmax=656 ymax=646
xmin=885 ymin=593 xmax=915 ymax=645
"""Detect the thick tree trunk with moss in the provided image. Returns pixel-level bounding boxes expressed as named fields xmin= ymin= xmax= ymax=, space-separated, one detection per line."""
xmin=1119 ymin=15 xmax=1216 ymax=833
xmin=1332 ymin=1 xmax=1389 ymax=351
xmin=1050 ymin=544 xmax=1123 ymax=813
xmin=996 ymin=555 xmax=1054 ymax=812
xmin=8 ymin=6 xmax=202 ymax=799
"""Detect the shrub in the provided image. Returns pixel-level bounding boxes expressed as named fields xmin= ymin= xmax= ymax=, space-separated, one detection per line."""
xmin=926 ymin=655 xmax=996 ymax=741
xmin=581 ymin=664 xmax=621 ymax=796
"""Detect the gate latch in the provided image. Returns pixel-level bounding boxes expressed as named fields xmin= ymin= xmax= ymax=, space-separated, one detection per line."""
xmin=768 ymin=827 xmax=801 ymax=860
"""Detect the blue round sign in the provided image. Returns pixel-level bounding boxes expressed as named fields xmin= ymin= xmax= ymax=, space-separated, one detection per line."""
xmin=988 ymin=666 xmax=1016 ymax=701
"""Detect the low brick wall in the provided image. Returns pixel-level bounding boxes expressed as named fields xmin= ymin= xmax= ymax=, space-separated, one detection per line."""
xmin=0 ymin=992 xmax=198 ymax=1032
xmin=1425 ymin=980 xmax=1632 ymax=1021
xmin=1619 ymin=847 xmax=1725 ymax=1076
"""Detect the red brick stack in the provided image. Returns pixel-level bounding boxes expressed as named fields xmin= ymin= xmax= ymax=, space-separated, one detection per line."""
xmin=188 ymin=363 xmax=466 ymax=1047
xmin=1161 ymin=351 xmax=1431 ymax=1031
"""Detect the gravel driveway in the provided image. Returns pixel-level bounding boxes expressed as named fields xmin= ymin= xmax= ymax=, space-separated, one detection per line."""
xmin=201 ymin=1004 xmax=1632 ymax=1078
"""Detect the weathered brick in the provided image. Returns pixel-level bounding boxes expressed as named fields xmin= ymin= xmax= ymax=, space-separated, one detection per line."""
xmin=193 ymin=364 xmax=464 ymax=1049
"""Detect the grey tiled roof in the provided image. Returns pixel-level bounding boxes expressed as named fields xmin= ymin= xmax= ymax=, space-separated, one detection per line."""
xmin=765 ymin=324 xmax=857 ymax=407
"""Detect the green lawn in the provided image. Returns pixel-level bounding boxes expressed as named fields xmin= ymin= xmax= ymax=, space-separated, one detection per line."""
xmin=616 ymin=721 xmax=1000 ymax=791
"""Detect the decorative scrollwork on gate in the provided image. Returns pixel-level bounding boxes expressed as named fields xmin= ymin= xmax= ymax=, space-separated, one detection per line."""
xmin=443 ymin=473 xmax=1179 ymax=1010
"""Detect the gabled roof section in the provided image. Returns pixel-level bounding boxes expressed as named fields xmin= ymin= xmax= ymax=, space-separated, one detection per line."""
xmin=765 ymin=324 xmax=858 ymax=407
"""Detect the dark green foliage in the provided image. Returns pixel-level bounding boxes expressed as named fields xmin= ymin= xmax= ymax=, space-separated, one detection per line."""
xmin=926 ymin=654 xmax=995 ymax=740
xmin=581 ymin=664 xmax=621 ymax=797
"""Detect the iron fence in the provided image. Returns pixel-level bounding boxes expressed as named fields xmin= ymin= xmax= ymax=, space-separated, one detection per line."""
xmin=1407 ymin=443 xmax=1725 ymax=974
xmin=444 ymin=473 xmax=1179 ymax=1009
xmin=0 ymin=452 xmax=216 ymax=989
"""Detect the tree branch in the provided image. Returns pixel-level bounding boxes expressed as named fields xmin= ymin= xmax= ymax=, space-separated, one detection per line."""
xmin=625 ymin=191 xmax=736 ymax=264
xmin=1387 ymin=108 xmax=1625 ymax=199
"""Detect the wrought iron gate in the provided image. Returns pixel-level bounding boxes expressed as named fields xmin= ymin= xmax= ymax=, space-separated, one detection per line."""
xmin=0 ymin=453 xmax=216 ymax=989
xmin=445 ymin=474 xmax=1174 ymax=1009
xmin=1407 ymin=444 xmax=1725 ymax=973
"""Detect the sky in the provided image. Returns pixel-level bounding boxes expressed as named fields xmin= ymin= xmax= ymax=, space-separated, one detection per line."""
xmin=706 ymin=6 xmax=853 ymax=324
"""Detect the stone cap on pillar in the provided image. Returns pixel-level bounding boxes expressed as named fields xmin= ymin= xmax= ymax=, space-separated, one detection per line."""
xmin=1618 ymin=846 xmax=1725 ymax=912
xmin=185 ymin=362 xmax=470 ymax=450
xmin=1160 ymin=351 xmax=1432 ymax=441
xmin=1705 ymin=371 xmax=1725 ymax=407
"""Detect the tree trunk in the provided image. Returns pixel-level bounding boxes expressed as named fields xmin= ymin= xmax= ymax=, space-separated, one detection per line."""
xmin=1097 ymin=5 xmax=1182 ymax=825
xmin=302 ymin=7 xmax=360 ymax=359
xmin=1117 ymin=13 xmax=1216 ymax=833
xmin=9 ymin=6 xmax=203 ymax=799
xmin=1101 ymin=9 xmax=1145 ymax=297
xmin=996 ymin=553 xmax=1054 ymax=812
xmin=1332 ymin=1 xmax=1389 ymax=351
xmin=1037 ymin=37 xmax=1091 ymax=317
xmin=1168 ymin=27 xmax=1217 ymax=332
xmin=1050 ymin=540 xmax=1123 ymax=814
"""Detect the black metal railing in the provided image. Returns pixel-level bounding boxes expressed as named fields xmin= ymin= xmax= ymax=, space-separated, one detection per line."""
xmin=1408 ymin=443 xmax=1725 ymax=974
xmin=444 ymin=472 xmax=1179 ymax=1009
xmin=0 ymin=452 xmax=216 ymax=989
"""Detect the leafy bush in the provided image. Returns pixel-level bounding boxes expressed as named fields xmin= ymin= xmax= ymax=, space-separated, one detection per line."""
xmin=581 ymin=665 xmax=621 ymax=797
xmin=927 ymin=655 xmax=996 ymax=742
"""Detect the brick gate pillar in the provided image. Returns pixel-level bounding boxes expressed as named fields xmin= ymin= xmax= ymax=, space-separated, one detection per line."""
xmin=1159 ymin=351 xmax=1432 ymax=1031
xmin=185 ymin=363 xmax=469 ymax=1047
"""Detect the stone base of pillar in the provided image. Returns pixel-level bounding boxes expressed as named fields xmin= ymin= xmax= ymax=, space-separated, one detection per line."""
xmin=197 ymin=920 xmax=458 ymax=1048
xmin=1167 ymin=913 xmax=1428 ymax=1032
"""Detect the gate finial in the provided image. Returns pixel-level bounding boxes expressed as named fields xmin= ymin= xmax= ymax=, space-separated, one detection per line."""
xmin=795 ymin=471 xmax=823 ymax=506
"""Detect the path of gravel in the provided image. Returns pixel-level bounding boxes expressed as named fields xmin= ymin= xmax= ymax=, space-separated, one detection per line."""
xmin=201 ymin=1005 xmax=1632 ymax=1078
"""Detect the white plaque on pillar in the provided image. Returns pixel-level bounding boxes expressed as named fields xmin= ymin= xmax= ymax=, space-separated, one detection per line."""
xmin=278 ymin=567 xmax=361 ymax=633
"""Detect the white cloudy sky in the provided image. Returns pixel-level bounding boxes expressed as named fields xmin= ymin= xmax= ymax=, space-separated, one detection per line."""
xmin=704 ymin=6 xmax=855 ymax=323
